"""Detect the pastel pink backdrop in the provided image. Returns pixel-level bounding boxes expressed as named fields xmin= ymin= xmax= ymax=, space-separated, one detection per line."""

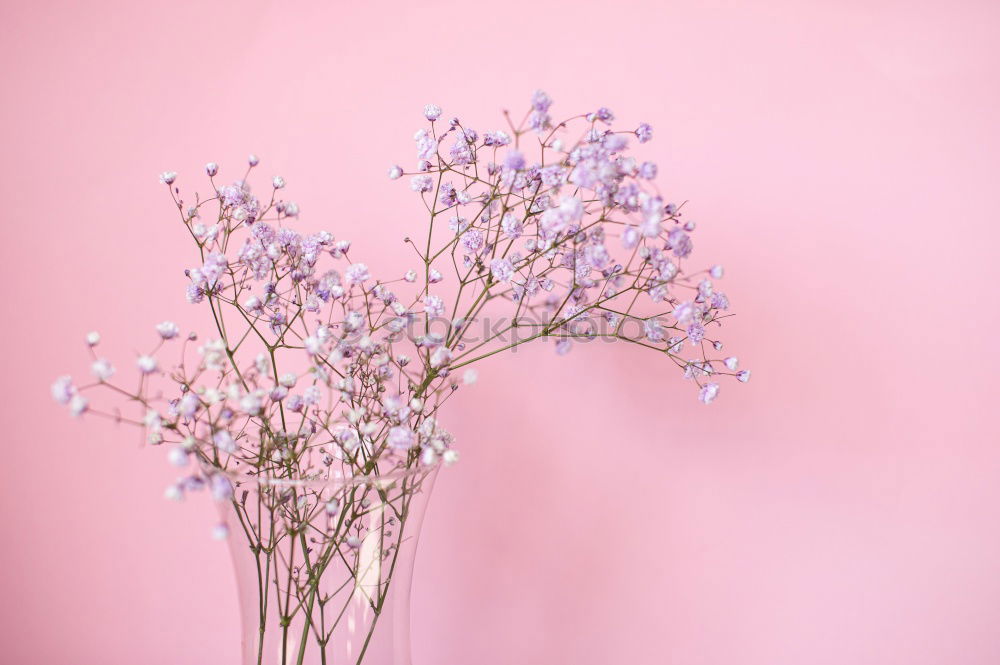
xmin=2 ymin=1 xmax=998 ymax=663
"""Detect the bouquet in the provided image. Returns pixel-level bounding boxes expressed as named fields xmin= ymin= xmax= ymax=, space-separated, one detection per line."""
xmin=52 ymin=91 xmax=748 ymax=664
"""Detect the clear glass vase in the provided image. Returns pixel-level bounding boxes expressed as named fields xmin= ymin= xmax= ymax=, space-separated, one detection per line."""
xmin=218 ymin=464 xmax=439 ymax=665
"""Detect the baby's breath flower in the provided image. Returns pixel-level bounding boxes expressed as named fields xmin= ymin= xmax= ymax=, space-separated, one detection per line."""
xmin=430 ymin=347 xmax=451 ymax=368
xmin=167 ymin=447 xmax=189 ymax=467
xmin=636 ymin=122 xmax=653 ymax=143
xmin=387 ymin=426 xmax=416 ymax=450
xmin=164 ymin=484 xmax=184 ymax=502
xmin=410 ymin=174 xmax=433 ymax=193
xmin=136 ymin=355 xmax=157 ymax=374
xmin=423 ymin=295 xmax=445 ymax=318
xmin=156 ymin=321 xmax=179 ymax=339
xmin=698 ymin=383 xmax=720 ymax=404
xmin=51 ymin=376 xmax=75 ymax=404
xmin=345 ymin=263 xmax=370 ymax=284
xmin=68 ymin=394 xmax=88 ymax=417
xmin=91 ymin=358 xmax=115 ymax=381
xmin=211 ymin=475 xmax=234 ymax=501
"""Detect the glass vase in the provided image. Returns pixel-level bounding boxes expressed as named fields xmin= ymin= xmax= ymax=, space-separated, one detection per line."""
xmin=218 ymin=464 xmax=439 ymax=665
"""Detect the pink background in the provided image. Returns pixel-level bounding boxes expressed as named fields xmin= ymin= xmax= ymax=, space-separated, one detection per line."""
xmin=2 ymin=1 xmax=999 ymax=663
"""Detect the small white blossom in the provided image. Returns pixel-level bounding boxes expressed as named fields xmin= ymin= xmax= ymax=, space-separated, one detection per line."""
xmin=136 ymin=355 xmax=158 ymax=374
xmin=156 ymin=321 xmax=180 ymax=339
xmin=91 ymin=358 xmax=115 ymax=381
xmin=51 ymin=376 xmax=75 ymax=404
xmin=240 ymin=392 xmax=264 ymax=415
xmin=199 ymin=339 xmax=227 ymax=371
xmin=86 ymin=331 xmax=101 ymax=346
xmin=144 ymin=409 xmax=162 ymax=429
xmin=387 ymin=426 xmax=416 ymax=450
xmin=345 ymin=263 xmax=370 ymax=285
xmin=698 ymin=383 xmax=720 ymax=404
xmin=430 ymin=347 xmax=451 ymax=368
xmin=167 ymin=447 xmax=189 ymax=467
xmin=69 ymin=394 xmax=89 ymax=417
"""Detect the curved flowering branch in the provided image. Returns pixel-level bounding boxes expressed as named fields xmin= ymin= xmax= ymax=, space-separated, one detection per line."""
xmin=53 ymin=90 xmax=749 ymax=506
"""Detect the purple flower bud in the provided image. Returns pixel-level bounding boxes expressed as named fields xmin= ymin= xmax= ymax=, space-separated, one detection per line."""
xmin=205 ymin=162 xmax=218 ymax=177
xmin=248 ymin=154 xmax=259 ymax=167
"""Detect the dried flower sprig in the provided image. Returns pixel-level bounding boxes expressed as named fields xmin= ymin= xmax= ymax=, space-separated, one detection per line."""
xmin=54 ymin=90 xmax=749 ymax=502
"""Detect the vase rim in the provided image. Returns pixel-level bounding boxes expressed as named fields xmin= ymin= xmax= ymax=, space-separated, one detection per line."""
xmin=219 ymin=462 xmax=439 ymax=490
